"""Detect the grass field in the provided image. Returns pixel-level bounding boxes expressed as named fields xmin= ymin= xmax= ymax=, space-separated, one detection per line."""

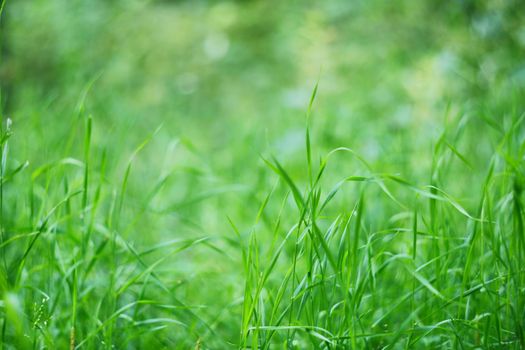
xmin=1 ymin=0 xmax=525 ymax=349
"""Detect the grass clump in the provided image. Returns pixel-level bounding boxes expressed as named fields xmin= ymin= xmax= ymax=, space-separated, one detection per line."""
xmin=240 ymin=100 xmax=525 ymax=348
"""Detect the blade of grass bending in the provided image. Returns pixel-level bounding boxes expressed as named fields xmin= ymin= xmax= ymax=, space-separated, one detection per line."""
xmin=0 ymin=160 xmax=29 ymax=185
xmin=306 ymin=81 xmax=318 ymax=187
xmin=15 ymin=190 xmax=82 ymax=285
xmin=114 ymin=124 xmax=163 ymax=229
xmin=262 ymin=156 xmax=305 ymax=210
xmin=116 ymin=236 xmax=209 ymax=296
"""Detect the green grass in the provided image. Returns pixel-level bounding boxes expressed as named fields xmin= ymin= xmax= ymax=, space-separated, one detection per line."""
xmin=1 ymin=0 xmax=525 ymax=349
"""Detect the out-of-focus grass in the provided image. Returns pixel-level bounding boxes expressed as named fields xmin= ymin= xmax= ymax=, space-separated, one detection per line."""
xmin=1 ymin=0 xmax=525 ymax=348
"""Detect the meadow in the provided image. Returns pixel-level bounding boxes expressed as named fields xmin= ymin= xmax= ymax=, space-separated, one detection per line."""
xmin=1 ymin=0 xmax=525 ymax=348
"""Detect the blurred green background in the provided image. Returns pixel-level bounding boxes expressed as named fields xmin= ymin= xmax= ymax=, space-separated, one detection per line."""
xmin=1 ymin=0 xmax=525 ymax=348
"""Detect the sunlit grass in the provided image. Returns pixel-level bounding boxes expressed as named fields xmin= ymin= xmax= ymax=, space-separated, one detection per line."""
xmin=1 ymin=0 xmax=525 ymax=349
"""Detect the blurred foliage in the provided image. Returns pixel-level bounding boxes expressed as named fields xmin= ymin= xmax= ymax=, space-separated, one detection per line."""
xmin=1 ymin=0 xmax=525 ymax=348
